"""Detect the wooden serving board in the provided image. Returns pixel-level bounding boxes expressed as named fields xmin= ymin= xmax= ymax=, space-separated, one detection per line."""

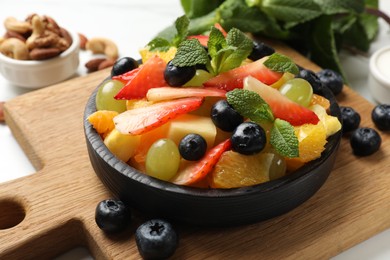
xmin=1 ymin=43 xmax=389 ymax=260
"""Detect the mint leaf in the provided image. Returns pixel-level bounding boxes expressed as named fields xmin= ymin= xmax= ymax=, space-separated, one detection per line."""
xmin=263 ymin=53 xmax=299 ymax=74
xmin=270 ymin=119 xmax=299 ymax=158
xmin=226 ymin=89 xmax=274 ymax=123
xmin=172 ymin=15 xmax=190 ymax=47
xmin=222 ymin=28 xmax=253 ymax=71
xmin=208 ymin=27 xmax=228 ymax=58
xmin=147 ymin=37 xmax=171 ymax=52
xmin=171 ymin=39 xmax=209 ymax=67
xmin=314 ymin=0 xmax=364 ymax=14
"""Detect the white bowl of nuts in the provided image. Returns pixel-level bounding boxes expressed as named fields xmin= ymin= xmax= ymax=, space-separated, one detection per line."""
xmin=0 ymin=14 xmax=80 ymax=88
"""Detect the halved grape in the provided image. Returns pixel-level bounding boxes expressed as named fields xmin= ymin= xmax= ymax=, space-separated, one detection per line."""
xmin=268 ymin=152 xmax=286 ymax=180
xmin=145 ymin=139 xmax=181 ymax=181
xmin=184 ymin=70 xmax=213 ymax=87
xmin=279 ymin=78 xmax=313 ymax=107
xmin=96 ymin=80 xmax=127 ymax=113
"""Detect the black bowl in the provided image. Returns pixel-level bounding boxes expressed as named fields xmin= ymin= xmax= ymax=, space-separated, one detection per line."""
xmin=84 ymin=82 xmax=342 ymax=227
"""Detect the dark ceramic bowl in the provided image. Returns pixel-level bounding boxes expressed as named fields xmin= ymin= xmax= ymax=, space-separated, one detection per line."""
xmin=84 ymin=82 xmax=342 ymax=227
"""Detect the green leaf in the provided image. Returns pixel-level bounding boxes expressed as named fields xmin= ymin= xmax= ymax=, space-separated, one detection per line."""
xmin=147 ymin=37 xmax=171 ymax=52
xmin=314 ymin=0 xmax=364 ymax=14
xmin=208 ymin=27 xmax=228 ymax=58
xmin=171 ymin=39 xmax=209 ymax=67
xmin=270 ymin=119 xmax=299 ymax=158
xmin=261 ymin=0 xmax=322 ymax=26
xmin=172 ymin=15 xmax=190 ymax=47
xmin=181 ymin=0 xmax=224 ymax=19
xmin=263 ymin=53 xmax=299 ymax=74
xmin=226 ymin=89 xmax=274 ymax=123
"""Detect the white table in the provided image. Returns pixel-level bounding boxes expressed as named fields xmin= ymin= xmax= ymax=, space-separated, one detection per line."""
xmin=0 ymin=1 xmax=389 ymax=259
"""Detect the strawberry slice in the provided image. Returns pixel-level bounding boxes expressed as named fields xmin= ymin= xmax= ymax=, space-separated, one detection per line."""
xmin=244 ymin=76 xmax=319 ymax=126
xmin=146 ymin=86 xmax=226 ymax=101
xmin=203 ymin=58 xmax=283 ymax=91
xmin=114 ymin=97 xmax=203 ymax=135
xmin=114 ymin=55 xmax=168 ymax=100
xmin=112 ymin=67 xmax=140 ymax=84
xmin=187 ymin=23 xmax=227 ymax=47
xmin=171 ymin=139 xmax=231 ymax=185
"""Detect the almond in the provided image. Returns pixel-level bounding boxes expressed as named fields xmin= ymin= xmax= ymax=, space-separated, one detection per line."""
xmin=85 ymin=58 xmax=106 ymax=72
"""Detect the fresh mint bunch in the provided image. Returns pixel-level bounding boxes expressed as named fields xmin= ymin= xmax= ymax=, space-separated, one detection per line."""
xmin=227 ymin=89 xmax=299 ymax=158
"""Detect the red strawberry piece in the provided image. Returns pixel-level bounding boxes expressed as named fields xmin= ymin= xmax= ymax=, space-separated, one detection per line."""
xmin=203 ymin=58 xmax=283 ymax=91
xmin=214 ymin=23 xmax=227 ymax=36
xmin=187 ymin=35 xmax=209 ymax=47
xmin=112 ymin=67 xmax=140 ymax=84
xmin=146 ymin=86 xmax=226 ymax=101
xmin=114 ymin=97 xmax=204 ymax=135
xmin=171 ymin=139 xmax=231 ymax=185
xmin=244 ymin=76 xmax=319 ymax=126
xmin=114 ymin=55 xmax=168 ymax=100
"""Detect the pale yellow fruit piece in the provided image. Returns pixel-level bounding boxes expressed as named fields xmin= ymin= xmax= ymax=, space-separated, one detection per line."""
xmin=139 ymin=46 xmax=177 ymax=64
xmin=311 ymin=104 xmax=342 ymax=137
xmin=126 ymin=98 xmax=154 ymax=110
xmin=210 ymin=151 xmax=275 ymax=188
xmin=167 ymin=114 xmax=216 ymax=150
xmin=270 ymin=72 xmax=295 ymax=89
xmin=104 ymin=129 xmax=141 ymax=162
xmin=87 ymin=110 xmax=118 ymax=137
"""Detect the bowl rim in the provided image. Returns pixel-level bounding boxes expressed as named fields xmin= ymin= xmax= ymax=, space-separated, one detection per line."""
xmin=369 ymin=45 xmax=390 ymax=89
xmin=84 ymin=79 xmax=342 ymax=198
xmin=0 ymin=30 xmax=79 ymax=67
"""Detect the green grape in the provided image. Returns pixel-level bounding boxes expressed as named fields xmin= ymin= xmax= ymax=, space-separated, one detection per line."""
xmin=145 ymin=138 xmax=181 ymax=181
xmin=184 ymin=69 xmax=213 ymax=87
xmin=96 ymin=79 xmax=126 ymax=113
xmin=279 ymin=78 xmax=313 ymax=107
xmin=268 ymin=152 xmax=286 ymax=181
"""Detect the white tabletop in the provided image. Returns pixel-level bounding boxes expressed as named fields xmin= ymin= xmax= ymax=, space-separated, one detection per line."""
xmin=0 ymin=1 xmax=389 ymax=259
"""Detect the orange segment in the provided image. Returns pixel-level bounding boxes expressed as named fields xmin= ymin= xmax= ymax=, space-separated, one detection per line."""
xmin=87 ymin=110 xmax=118 ymax=137
xmin=309 ymin=94 xmax=330 ymax=110
xmin=139 ymin=46 xmax=177 ymax=64
xmin=209 ymin=151 xmax=273 ymax=188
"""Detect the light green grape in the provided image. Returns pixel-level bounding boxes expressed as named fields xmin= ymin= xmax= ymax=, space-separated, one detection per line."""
xmin=279 ymin=78 xmax=313 ymax=107
xmin=268 ymin=152 xmax=286 ymax=181
xmin=96 ymin=79 xmax=126 ymax=113
xmin=145 ymin=138 xmax=181 ymax=181
xmin=184 ymin=69 xmax=213 ymax=87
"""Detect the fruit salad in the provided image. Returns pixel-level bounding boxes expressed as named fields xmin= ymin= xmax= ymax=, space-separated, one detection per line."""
xmin=88 ymin=16 xmax=341 ymax=189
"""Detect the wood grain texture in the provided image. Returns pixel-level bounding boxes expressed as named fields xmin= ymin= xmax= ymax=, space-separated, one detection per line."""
xmin=1 ymin=43 xmax=389 ymax=259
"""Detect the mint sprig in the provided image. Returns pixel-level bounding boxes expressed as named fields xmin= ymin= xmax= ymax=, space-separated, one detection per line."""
xmin=227 ymin=89 xmax=299 ymax=158
xmin=171 ymin=39 xmax=209 ymax=67
xmin=263 ymin=53 xmax=299 ymax=74
xmin=271 ymin=119 xmax=299 ymax=158
xmin=226 ymin=89 xmax=274 ymax=123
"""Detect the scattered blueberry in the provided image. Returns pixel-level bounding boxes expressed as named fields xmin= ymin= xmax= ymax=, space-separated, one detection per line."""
xmin=111 ymin=57 xmax=139 ymax=77
xmin=179 ymin=133 xmax=207 ymax=161
xmin=371 ymin=104 xmax=390 ymax=131
xmin=135 ymin=219 xmax=178 ymax=260
xmin=231 ymin=122 xmax=266 ymax=155
xmin=296 ymin=69 xmax=323 ymax=94
xmin=350 ymin=127 xmax=381 ymax=156
xmin=340 ymin=106 xmax=361 ymax=133
xmin=211 ymin=100 xmax=244 ymax=132
xmin=95 ymin=199 xmax=131 ymax=233
xmin=164 ymin=60 xmax=196 ymax=87
xmin=248 ymin=41 xmax=275 ymax=61
xmin=317 ymin=69 xmax=344 ymax=96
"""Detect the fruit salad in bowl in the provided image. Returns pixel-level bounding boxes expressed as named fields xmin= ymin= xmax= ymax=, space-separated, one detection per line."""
xmin=84 ymin=16 xmax=342 ymax=226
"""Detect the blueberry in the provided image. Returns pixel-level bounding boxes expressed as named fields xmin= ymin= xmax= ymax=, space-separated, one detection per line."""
xmin=296 ymin=69 xmax=323 ymax=94
xmin=340 ymin=106 xmax=361 ymax=133
xmin=135 ymin=219 xmax=178 ymax=260
xmin=372 ymin=104 xmax=390 ymax=131
xmin=231 ymin=122 xmax=266 ymax=155
xmin=164 ymin=60 xmax=196 ymax=87
xmin=110 ymin=57 xmax=139 ymax=77
xmin=179 ymin=133 xmax=207 ymax=161
xmin=350 ymin=127 xmax=381 ymax=156
xmin=211 ymin=100 xmax=244 ymax=132
xmin=317 ymin=69 xmax=344 ymax=96
xmin=248 ymin=41 xmax=275 ymax=61
xmin=95 ymin=199 xmax=130 ymax=233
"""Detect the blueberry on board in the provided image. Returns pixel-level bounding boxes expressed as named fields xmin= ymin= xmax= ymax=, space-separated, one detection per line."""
xmin=231 ymin=122 xmax=266 ymax=155
xmin=248 ymin=41 xmax=275 ymax=61
xmin=135 ymin=219 xmax=178 ymax=260
xmin=95 ymin=199 xmax=131 ymax=233
xmin=111 ymin=57 xmax=139 ymax=77
xmin=372 ymin=104 xmax=390 ymax=131
xmin=179 ymin=133 xmax=207 ymax=161
xmin=164 ymin=60 xmax=196 ymax=87
xmin=340 ymin=106 xmax=361 ymax=133
xmin=296 ymin=69 xmax=323 ymax=94
xmin=317 ymin=69 xmax=344 ymax=96
xmin=211 ymin=100 xmax=244 ymax=132
xmin=350 ymin=127 xmax=381 ymax=156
